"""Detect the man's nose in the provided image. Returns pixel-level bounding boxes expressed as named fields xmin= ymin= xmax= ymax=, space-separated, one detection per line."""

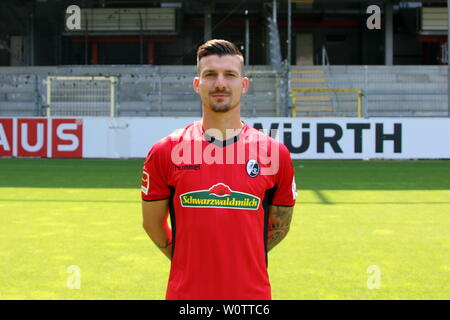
xmin=213 ymin=74 xmax=227 ymax=90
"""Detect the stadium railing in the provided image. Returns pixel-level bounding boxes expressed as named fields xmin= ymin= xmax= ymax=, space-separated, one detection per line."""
xmin=0 ymin=65 xmax=447 ymax=118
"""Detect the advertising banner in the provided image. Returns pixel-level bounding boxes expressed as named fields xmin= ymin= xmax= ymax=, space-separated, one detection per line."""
xmin=1 ymin=117 xmax=449 ymax=160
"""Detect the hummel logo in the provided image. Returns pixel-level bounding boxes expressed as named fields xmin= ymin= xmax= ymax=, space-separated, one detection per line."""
xmin=175 ymin=164 xmax=201 ymax=171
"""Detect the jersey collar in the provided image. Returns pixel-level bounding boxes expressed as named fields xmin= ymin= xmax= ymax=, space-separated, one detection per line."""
xmin=197 ymin=121 xmax=247 ymax=148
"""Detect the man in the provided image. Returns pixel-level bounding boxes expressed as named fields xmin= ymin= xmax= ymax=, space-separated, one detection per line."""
xmin=141 ymin=39 xmax=297 ymax=300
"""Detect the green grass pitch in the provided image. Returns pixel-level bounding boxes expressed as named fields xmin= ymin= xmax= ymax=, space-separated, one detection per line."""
xmin=0 ymin=158 xmax=449 ymax=299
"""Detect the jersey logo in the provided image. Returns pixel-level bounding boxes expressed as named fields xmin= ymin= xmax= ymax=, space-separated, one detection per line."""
xmin=180 ymin=183 xmax=260 ymax=210
xmin=174 ymin=164 xmax=201 ymax=171
xmin=141 ymin=171 xmax=150 ymax=195
xmin=246 ymin=159 xmax=260 ymax=178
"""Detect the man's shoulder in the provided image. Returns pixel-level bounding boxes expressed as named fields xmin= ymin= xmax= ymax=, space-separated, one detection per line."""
xmin=149 ymin=122 xmax=198 ymax=153
xmin=167 ymin=122 xmax=200 ymax=141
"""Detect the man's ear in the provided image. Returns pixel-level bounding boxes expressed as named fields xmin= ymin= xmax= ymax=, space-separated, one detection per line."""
xmin=193 ymin=76 xmax=200 ymax=93
xmin=242 ymin=77 xmax=249 ymax=94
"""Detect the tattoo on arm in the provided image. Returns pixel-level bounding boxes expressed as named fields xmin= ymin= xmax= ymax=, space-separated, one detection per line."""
xmin=153 ymin=239 xmax=172 ymax=249
xmin=267 ymin=205 xmax=294 ymax=252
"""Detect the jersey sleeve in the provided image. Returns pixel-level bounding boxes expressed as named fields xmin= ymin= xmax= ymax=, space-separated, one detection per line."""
xmin=141 ymin=138 xmax=172 ymax=201
xmin=271 ymin=143 xmax=297 ymax=206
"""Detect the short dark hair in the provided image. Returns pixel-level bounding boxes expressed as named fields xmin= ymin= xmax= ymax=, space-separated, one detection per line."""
xmin=196 ymin=39 xmax=244 ymax=73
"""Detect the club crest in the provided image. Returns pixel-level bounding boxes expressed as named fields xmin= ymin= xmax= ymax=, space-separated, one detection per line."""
xmin=246 ymin=159 xmax=260 ymax=178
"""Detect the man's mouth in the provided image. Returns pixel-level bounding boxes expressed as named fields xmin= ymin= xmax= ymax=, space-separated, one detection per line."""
xmin=211 ymin=93 xmax=230 ymax=98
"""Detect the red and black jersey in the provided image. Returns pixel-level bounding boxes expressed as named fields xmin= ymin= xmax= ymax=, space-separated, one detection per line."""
xmin=141 ymin=121 xmax=296 ymax=300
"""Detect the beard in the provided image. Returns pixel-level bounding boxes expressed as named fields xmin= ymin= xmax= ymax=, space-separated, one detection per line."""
xmin=209 ymin=101 xmax=232 ymax=113
xmin=207 ymin=91 xmax=235 ymax=113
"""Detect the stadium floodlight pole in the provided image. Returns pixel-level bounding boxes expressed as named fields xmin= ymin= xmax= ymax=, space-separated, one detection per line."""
xmin=448 ymin=0 xmax=450 ymax=116
xmin=139 ymin=12 xmax=144 ymax=65
xmin=287 ymin=0 xmax=291 ymax=66
xmin=273 ymin=0 xmax=277 ymax=23
xmin=245 ymin=9 xmax=249 ymax=66
xmin=287 ymin=0 xmax=292 ymax=117
xmin=84 ymin=9 xmax=88 ymax=65
xmin=30 ymin=5 xmax=35 ymax=66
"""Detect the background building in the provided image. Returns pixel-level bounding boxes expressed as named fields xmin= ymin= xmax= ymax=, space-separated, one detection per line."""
xmin=0 ymin=0 xmax=448 ymax=67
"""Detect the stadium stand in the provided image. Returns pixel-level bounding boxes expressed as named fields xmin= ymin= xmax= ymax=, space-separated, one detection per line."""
xmin=0 ymin=65 xmax=446 ymax=118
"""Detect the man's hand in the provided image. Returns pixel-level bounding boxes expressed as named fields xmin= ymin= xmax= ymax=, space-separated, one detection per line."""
xmin=267 ymin=205 xmax=294 ymax=252
xmin=142 ymin=199 xmax=172 ymax=260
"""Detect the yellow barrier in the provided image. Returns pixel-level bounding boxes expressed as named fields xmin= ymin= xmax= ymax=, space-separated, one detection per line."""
xmin=290 ymin=88 xmax=363 ymax=118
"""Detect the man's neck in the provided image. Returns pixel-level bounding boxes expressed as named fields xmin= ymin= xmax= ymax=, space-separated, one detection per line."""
xmin=201 ymin=108 xmax=243 ymax=141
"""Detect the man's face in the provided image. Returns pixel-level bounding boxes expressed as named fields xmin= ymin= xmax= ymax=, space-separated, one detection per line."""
xmin=194 ymin=54 xmax=249 ymax=113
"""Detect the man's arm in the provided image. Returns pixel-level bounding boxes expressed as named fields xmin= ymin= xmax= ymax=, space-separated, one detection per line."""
xmin=142 ymin=199 xmax=172 ymax=260
xmin=267 ymin=205 xmax=294 ymax=252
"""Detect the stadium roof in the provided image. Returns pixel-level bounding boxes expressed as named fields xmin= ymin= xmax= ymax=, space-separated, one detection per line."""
xmin=7 ymin=0 xmax=448 ymax=4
